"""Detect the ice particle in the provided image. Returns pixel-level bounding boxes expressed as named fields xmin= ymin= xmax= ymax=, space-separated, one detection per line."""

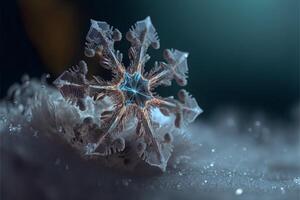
xmin=235 ymin=188 xmax=243 ymax=195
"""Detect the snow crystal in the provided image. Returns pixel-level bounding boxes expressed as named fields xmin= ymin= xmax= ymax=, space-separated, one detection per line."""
xmin=52 ymin=16 xmax=202 ymax=171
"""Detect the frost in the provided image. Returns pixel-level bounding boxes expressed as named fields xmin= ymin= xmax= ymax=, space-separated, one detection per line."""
xmin=1 ymin=98 xmax=299 ymax=199
xmin=293 ymin=177 xmax=300 ymax=185
xmin=8 ymin=124 xmax=22 ymax=134
xmin=84 ymin=143 xmax=98 ymax=155
xmin=53 ymin=17 xmax=202 ymax=171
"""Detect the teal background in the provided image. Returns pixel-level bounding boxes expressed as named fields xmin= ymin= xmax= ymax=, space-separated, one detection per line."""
xmin=85 ymin=0 xmax=299 ymax=117
xmin=1 ymin=0 xmax=299 ymax=119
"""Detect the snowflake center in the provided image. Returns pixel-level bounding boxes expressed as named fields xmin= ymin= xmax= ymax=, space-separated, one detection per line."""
xmin=119 ymin=72 xmax=152 ymax=107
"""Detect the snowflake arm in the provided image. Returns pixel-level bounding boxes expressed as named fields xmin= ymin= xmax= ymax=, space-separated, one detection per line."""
xmin=126 ymin=17 xmax=160 ymax=74
xmin=94 ymin=105 xmax=127 ymax=156
xmin=177 ymin=89 xmax=203 ymax=124
xmin=137 ymin=106 xmax=165 ymax=168
xmin=85 ymin=19 xmax=125 ymax=74
xmin=149 ymin=49 xmax=189 ymax=90
xmin=53 ymin=61 xmax=90 ymax=110
xmin=164 ymin=49 xmax=189 ymax=86
xmin=152 ymin=90 xmax=202 ymax=129
xmin=53 ymin=61 xmax=118 ymax=109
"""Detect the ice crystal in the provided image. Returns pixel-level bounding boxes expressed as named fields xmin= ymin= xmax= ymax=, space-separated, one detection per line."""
xmin=53 ymin=16 xmax=202 ymax=171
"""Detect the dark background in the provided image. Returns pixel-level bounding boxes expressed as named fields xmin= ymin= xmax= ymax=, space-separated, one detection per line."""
xmin=0 ymin=0 xmax=299 ymax=120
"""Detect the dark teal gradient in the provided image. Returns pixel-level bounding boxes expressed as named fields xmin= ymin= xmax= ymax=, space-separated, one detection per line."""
xmin=1 ymin=0 xmax=298 ymax=118
xmin=124 ymin=0 xmax=299 ymax=116
xmin=88 ymin=0 xmax=299 ymax=116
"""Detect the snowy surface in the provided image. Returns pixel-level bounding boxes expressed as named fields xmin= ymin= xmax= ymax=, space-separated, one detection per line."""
xmin=0 ymin=83 xmax=300 ymax=200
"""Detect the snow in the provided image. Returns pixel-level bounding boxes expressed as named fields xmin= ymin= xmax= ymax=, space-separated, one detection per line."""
xmin=0 ymin=82 xmax=299 ymax=200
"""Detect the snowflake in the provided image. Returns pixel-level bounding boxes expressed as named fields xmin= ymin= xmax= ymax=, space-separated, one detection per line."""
xmin=53 ymin=17 xmax=202 ymax=171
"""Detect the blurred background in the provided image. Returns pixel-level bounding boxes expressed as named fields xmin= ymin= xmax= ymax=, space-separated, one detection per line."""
xmin=1 ymin=2 xmax=300 ymax=199
xmin=0 ymin=0 xmax=299 ymax=121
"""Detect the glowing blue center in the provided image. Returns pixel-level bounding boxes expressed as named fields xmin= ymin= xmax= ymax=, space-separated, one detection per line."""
xmin=119 ymin=72 xmax=152 ymax=107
